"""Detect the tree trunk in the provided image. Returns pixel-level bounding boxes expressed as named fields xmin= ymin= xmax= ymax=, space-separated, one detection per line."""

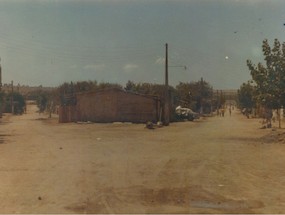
xmin=278 ymin=108 xmax=281 ymax=128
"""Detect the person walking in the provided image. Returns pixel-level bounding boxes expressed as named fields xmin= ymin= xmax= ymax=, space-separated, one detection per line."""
xmin=221 ymin=108 xmax=225 ymax=117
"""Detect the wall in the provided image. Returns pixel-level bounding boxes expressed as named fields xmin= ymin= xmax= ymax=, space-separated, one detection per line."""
xmin=73 ymin=89 xmax=161 ymax=123
xmin=58 ymin=105 xmax=76 ymax=123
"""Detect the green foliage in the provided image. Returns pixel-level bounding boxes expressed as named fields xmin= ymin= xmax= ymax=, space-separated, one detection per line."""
xmin=55 ymin=79 xmax=214 ymax=114
xmin=124 ymin=80 xmax=166 ymax=97
xmin=98 ymin=82 xmax=123 ymax=90
xmin=57 ymin=81 xmax=123 ymax=105
xmin=247 ymin=39 xmax=285 ymax=109
xmin=175 ymin=79 xmax=213 ymax=113
xmin=238 ymin=81 xmax=256 ymax=109
xmin=125 ymin=80 xmax=137 ymax=92
xmin=34 ymin=89 xmax=58 ymax=117
xmin=124 ymin=79 xmax=213 ymax=113
xmin=0 ymin=92 xmax=5 ymax=104
xmin=74 ymin=81 xmax=98 ymax=92
xmin=37 ymin=91 xmax=49 ymax=113
xmin=5 ymin=92 xmax=26 ymax=114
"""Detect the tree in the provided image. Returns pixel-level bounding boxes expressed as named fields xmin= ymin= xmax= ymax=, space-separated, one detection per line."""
xmin=175 ymin=79 xmax=213 ymax=113
xmin=37 ymin=91 xmax=49 ymax=113
xmin=124 ymin=81 xmax=166 ymax=98
xmin=97 ymin=82 xmax=123 ymax=90
xmin=238 ymin=81 xmax=256 ymax=110
xmin=247 ymin=39 xmax=285 ymax=128
xmin=5 ymin=92 xmax=26 ymax=114
xmin=56 ymin=81 xmax=123 ymax=106
xmin=124 ymin=80 xmax=136 ymax=92
xmin=0 ymin=92 xmax=5 ymax=116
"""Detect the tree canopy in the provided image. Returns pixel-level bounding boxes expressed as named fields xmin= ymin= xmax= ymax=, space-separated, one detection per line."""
xmin=245 ymin=38 xmax=285 ymax=127
xmin=237 ymin=81 xmax=256 ymax=110
xmin=247 ymin=39 xmax=285 ymax=109
xmin=40 ymin=79 xmax=215 ymax=114
xmin=175 ymin=78 xmax=213 ymax=113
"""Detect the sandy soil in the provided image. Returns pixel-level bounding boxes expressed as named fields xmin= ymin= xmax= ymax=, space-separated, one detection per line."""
xmin=0 ymin=104 xmax=284 ymax=213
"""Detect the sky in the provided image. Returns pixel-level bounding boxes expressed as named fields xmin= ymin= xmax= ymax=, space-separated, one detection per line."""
xmin=0 ymin=0 xmax=285 ymax=89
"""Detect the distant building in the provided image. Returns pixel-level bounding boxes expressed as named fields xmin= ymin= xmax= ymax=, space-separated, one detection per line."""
xmin=213 ymin=89 xmax=238 ymax=106
xmin=59 ymin=88 xmax=162 ymax=123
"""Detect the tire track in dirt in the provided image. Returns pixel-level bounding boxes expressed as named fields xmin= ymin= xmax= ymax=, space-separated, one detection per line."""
xmin=65 ymin=185 xmax=264 ymax=214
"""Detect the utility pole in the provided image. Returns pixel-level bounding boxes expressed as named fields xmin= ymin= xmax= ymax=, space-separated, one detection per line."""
xmin=11 ymin=80 xmax=14 ymax=114
xmin=164 ymin=43 xmax=170 ymax=125
xmin=0 ymin=58 xmax=2 ymax=91
xmin=165 ymin=43 xmax=168 ymax=87
xmin=0 ymin=59 xmax=2 ymax=118
xmin=163 ymin=43 xmax=187 ymax=125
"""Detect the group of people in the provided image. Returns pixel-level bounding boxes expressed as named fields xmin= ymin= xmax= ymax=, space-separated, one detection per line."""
xmin=217 ymin=106 xmax=233 ymax=117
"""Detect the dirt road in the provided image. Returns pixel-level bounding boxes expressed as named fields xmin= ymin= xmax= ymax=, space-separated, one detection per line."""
xmin=0 ymin=105 xmax=284 ymax=213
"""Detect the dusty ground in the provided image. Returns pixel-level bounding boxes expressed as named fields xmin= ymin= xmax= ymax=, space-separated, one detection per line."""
xmin=0 ymin=104 xmax=284 ymax=213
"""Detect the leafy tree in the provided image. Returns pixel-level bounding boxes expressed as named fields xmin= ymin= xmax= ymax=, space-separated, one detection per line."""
xmin=0 ymin=92 xmax=5 ymax=115
xmin=74 ymin=80 xmax=98 ymax=92
xmin=175 ymin=78 xmax=213 ymax=113
xmin=37 ymin=91 xmax=49 ymax=113
xmin=175 ymin=82 xmax=193 ymax=108
xmin=5 ymin=92 xmax=26 ymax=114
xmin=124 ymin=81 xmax=166 ymax=98
xmin=125 ymin=80 xmax=137 ymax=92
xmin=57 ymin=81 xmax=123 ymax=106
xmin=238 ymin=81 xmax=256 ymax=110
xmin=97 ymin=82 xmax=123 ymax=90
xmin=247 ymin=39 xmax=285 ymax=127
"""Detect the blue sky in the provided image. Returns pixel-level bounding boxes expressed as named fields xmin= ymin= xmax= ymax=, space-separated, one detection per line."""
xmin=0 ymin=0 xmax=285 ymax=89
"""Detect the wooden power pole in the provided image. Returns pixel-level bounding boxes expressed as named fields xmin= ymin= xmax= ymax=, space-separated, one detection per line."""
xmin=11 ymin=80 xmax=14 ymax=114
xmin=164 ymin=43 xmax=170 ymax=126
xmin=0 ymin=59 xmax=2 ymax=118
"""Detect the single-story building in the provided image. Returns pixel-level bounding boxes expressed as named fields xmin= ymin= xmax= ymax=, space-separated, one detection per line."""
xmin=59 ymin=88 xmax=162 ymax=123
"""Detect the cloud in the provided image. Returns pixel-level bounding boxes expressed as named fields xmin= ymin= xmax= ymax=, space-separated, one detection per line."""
xmin=155 ymin=56 xmax=165 ymax=65
xmin=123 ymin=63 xmax=138 ymax=73
xmin=84 ymin=64 xmax=105 ymax=71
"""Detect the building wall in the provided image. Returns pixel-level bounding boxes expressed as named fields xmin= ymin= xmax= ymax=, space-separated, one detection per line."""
xmin=73 ymin=89 xmax=161 ymax=123
xmin=58 ymin=105 xmax=76 ymax=123
xmin=116 ymin=91 xmax=160 ymax=123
